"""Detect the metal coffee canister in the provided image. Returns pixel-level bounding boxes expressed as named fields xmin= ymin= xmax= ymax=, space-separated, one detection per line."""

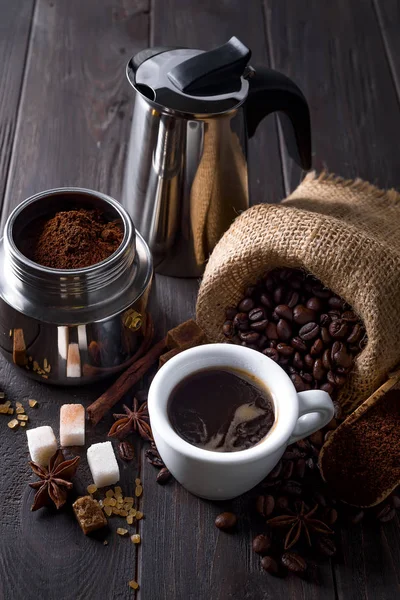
xmin=0 ymin=188 xmax=153 ymax=385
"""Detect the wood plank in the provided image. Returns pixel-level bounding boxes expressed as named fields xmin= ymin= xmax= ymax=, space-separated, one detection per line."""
xmin=263 ymin=0 xmax=400 ymax=193
xmin=0 ymin=0 xmax=35 ymax=215
xmin=0 ymin=1 xmax=151 ymax=599
xmin=373 ymin=0 xmax=400 ymax=100
xmin=138 ymin=4 xmax=333 ymax=600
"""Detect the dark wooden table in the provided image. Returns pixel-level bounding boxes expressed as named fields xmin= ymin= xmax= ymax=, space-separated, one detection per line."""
xmin=0 ymin=1 xmax=399 ymax=599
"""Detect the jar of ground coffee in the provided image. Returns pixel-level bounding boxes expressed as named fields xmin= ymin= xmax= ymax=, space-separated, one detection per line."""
xmin=0 ymin=188 xmax=153 ymax=385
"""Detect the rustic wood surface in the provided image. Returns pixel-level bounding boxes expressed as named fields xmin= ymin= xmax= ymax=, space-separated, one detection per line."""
xmin=0 ymin=1 xmax=399 ymax=599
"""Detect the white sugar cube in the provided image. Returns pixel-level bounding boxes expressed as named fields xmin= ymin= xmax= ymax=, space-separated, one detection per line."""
xmin=26 ymin=426 xmax=57 ymax=467
xmin=87 ymin=441 xmax=120 ymax=488
xmin=60 ymin=404 xmax=85 ymax=446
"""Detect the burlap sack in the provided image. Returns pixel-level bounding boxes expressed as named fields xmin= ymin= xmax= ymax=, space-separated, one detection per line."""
xmin=196 ymin=171 xmax=400 ymax=414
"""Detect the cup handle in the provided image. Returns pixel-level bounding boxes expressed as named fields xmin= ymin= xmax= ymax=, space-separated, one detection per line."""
xmin=288 ymin=390 xmax=334 ymax=445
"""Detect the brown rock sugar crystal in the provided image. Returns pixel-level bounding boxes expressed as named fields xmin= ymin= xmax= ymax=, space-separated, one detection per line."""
xmin=30 ymin=208 xmax=123 ymax=269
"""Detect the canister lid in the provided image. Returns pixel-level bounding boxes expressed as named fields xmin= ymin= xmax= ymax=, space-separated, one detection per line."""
xmin=128 ymin=37 xmax=251 ymax=115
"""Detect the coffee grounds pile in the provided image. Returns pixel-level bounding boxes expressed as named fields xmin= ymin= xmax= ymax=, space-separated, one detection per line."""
xmin=320 ymin=390 xmax=400 ymax=506
xmin=30 ymin=209 xmax=123 ymax=269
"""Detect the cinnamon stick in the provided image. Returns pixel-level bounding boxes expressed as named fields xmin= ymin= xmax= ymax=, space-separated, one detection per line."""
xmin=87 ymin=337 xmax=166 ymax=425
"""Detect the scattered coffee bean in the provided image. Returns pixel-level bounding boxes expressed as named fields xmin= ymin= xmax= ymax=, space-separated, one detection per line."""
xmin=276 ymin=495 xmax=290 ymax=511
xmin=118 ymin=441 xmax=135 ymax=461
xmin=282 ymin=460 xmax=294 ymax=480
xmin=293 ymin=305 xmax=317 ymax=325
xmin=253 ymin=534 xmax=272 ymax=555
xmin=238 ymin=298 xmax=254 ymax=312
xmin=156 ymin=467 xmax=171 ymax=484
xmin=316 ymin=537 xmax=336 ymax=557
xmin=269 ymin=461 xmax=283 ymax=479
xmin=275 ymin=305 xmax=293 ymax=321
xmin=299 ymin=322 xmax=320 ymax=341
xmin=277 ymin=343 xmax=294 ymax=357
xmin=281 ymin=552 xmax=307 ymax=574
xmin=281 ymin=480 xmax=302 ymax=496
xmin=215 ymin=512 xmax=237 ymax=531
xmin=295 ymin=459 xmax=306 ymax=479
xmin=376 ymin=504 xmax=396 ymax=523
xmin=325 ymin=508 xmax=338 ymax=526
xmin=256 ymin=494 xmax=275 ymax=517
xmin=329 ymin=320 xmax=349 ymax=339
xmin=349 ymin=510 xmax=365 ymax=525
xmin=263 ymin=348 xmax=279 ymax=362
xmin=249 ymin=307 xmax=266 ymax=322
xmin=261 ymin=556 xmax=279 ymax=575
xmin=277 ymin=319 xmax=292 ymax=341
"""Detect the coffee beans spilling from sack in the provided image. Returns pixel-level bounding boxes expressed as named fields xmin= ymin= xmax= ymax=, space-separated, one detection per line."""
xmin=223 ymin=268 xmax=366 ymax=401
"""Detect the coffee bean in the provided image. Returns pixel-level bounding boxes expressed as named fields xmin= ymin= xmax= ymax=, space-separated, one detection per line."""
xmin=277 ymin=319 xmax=292 ymax=341
xmin=273 ymin=286 xmax=286 ymax=304
xmin=320 ymin=382 xmax=334 ymax=395
xmin=156 ymin=467 xmax=172 ymax=484
xmin=293 ymin=305 xmax=317 ymax=325
xmin=329 ymin=320 xmax=349 ymax=339
xmin=391 ymin=495 xmax=400 ymax=510
xmin=350 ymin=510 xmax=365 ymax=525
xmin=276 ymin=495 xmax=290 ymax=511
xmin=278 ymin=356 xmax=291 ymax=367
xmin=347 ymin=323 xmax=363 ymax=344
xmin=277 ymin=343 xmax=294 ymax=357
xmin=260 ymin=293 xmax=274 ymax=309
xmin=222 ymin=320 xmax=234 ymax=337
xmin=281 ymin=480 xmax=302 ymax=496
xmin=313 ymin=358 xmax=325 ymax=381
xmin=239 ymin=331 xmax=260 ymax=343
xmin=263 ymin=348 xmax=279 ymax=362
xmin=261 ymin=556 xmax=279 ymax=575
xmin=327 ymin=371 xmax=337 ymax=386
xmin=321 ymin=327 xmax=332 ymax=344
xmin=269 ymin=460 xmax=283 ymax=479
xmin=225 ymin=307 xmax=237 ymax=320
xmin=331 ymin=341 xmax=353 ymax=368
xmin=316 ymin=537 xmax=336 ymax=557
xmin=265 ymin=274 xmax=276 ymax=291
xmin=215 ymin=512 xmax=237 ymax=531
xmin=282 ymin=460 xmax=294 ymax=479
xmin=309 ymin=430 xmax=324 ymax=447
xmin=325 ymin=508 xmax=338 ymax=525
xmin=334 ymin=373 xmax=347 ymax=387
xmin=299 ymin=322 xmax=320 ymax=341
xmin=342 ymin=310 xmax=359 ymax=322
xmin=250 ymin=319 xmax=269 ymax=332
xmin=248 ymin=307 xmax=265 ymax=322
xmin=256 ymin=495 xmax=275 ymax=517
xmin=238 ymin=298 xmax=254 ymax=312
xmin=287 ymin=290 xmax=300 ymax=308
xmin=244 ymin=285 xmax=256 ymax=298
xmin=322 ymin=349 xmax=332 ymax=370
xmin=293 ymin=352 xmax=304 ymax=370
xmin=328 ymin=296 xmax=343 ymax=309
xmin=253 ymin=534 xmax=272 ymax=555
xmin=234 ymin=312 xmax=249 ymax=330
xmin=275 ymin=304 xmax=293 ymax=321
xmin=306 ymin=296 xmax=324 ymax=312
xmin=324 ymin=430 xmax=333 ymax=442
xmin=291 ymin=337 xmax=308 ymax=352
xmin=269 ymin=340 xmax=278 ymax=349
xmin=306 ymin=457 xmax=316 ymax=470
xmin=266 ymin=322 xmax=279 ymax=340
xmin=320 ymin=314 xmax=331 ymax=327
xmin=291 ymin=374 xmax=306 ymax=392
xmin=258 ymin=335 xmax=268 ymax=348
xmin=294 ymin=458 xmax=306 ymax=479
xmin=118 ymin=441 xmax=135 ymax=461
xmin=300 ymin=371 xmax=313 ymax=383
xmin=304 ymin=354 xmax=314 ymax=370
xmin=281 ymin=552 xmax=307 ymax=574
xmin=310 ymin=338 xmax=324 ymax=356
xmin=312 ymin=285 xmax=331 ymax=299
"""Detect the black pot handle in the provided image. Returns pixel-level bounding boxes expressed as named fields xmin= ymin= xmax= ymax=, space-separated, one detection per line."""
xmin=246 ymin=67 xmax=312 ymax=170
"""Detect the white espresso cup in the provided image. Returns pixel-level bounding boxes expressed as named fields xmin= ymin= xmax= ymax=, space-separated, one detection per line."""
xmin=148 ymin=344 xmax=334 ymax=500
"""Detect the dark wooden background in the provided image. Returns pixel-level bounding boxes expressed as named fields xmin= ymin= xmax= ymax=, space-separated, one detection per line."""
xmin=0 ymin=1 xmax=399 ymax=599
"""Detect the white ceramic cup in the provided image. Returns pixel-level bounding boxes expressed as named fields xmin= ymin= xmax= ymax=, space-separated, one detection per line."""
xmin=148 ymin=344 xmax=334 ymax=500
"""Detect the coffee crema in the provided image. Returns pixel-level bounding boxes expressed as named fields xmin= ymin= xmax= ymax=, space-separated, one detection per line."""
xmin=168 ymin=368 xmax=275 ymax=452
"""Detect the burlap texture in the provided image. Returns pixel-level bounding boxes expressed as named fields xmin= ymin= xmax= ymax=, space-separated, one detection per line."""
xmin=196 ymin=171 xmax=400 ymax=414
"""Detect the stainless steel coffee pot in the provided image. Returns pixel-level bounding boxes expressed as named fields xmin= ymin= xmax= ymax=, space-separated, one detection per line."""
xmin=124 ymin=36 xmax=311 ymax=277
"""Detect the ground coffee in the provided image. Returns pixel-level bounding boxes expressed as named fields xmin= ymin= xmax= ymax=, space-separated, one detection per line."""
xmin=28 ymin=208 xmax=123 ymax=269
xmin=320 ymin=388 xmax=400 ymax=506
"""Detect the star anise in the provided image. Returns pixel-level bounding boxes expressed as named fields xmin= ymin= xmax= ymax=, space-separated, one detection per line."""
xmin=29 ymin=450 xmax=80 ymax=511
xmin=108 ymin=397 xmax=153 ymax=441
xmin=267 ymin=502 xmax=333 ymax=550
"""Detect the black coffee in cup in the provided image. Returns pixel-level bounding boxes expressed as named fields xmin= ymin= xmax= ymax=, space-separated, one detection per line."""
xmin=168 ymin=368 xmax=275 ymax=452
